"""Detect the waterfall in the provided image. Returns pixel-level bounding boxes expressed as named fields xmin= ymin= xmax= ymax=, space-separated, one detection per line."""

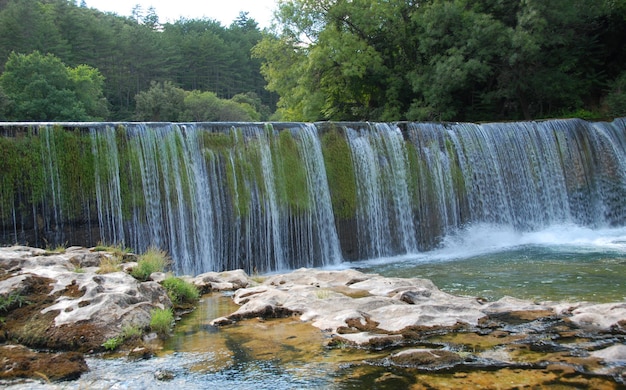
xmin=0 ymin=118 xmax=625 ymax=274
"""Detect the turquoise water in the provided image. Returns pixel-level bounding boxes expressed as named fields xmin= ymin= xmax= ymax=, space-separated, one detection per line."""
xmin=345 ymin=224 xmax=626 ymax=303
xmin=4 ymin=223 xmax=625 ymax=390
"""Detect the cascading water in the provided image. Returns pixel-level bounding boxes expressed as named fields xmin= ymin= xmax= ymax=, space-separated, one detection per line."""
xmin=0 ymin=118 xmax=625 ymax=274
xmin=86 ymin=122 xmax=342 ymax=274
xmin=344 ymin=123 xmax=418 ymax=258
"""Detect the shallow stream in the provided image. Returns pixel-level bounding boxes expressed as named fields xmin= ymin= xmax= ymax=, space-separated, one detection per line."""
xmin=5 ymin=223 xmax=626 ymax=389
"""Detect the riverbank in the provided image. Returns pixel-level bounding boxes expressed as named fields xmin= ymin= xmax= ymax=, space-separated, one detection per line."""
xmin=0 ymin=246 xmax=624 ymax=388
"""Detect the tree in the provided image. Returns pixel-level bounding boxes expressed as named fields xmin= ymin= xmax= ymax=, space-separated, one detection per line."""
xmin=605 ymin=71 xmax=626 ymax=117
xmin=255 ymin=0 xmax=626 ymax=121
xmin=180 ymin=89 xmax=260 ymax=122
xmin=407 ymin=0 xmax=509 ymax=121
xmin=0 ymin=51 xmax=108 ymax=121
xmin=181 ymin=90 xmax=221 ymax=121
xmin=134 ymin=80 xmax=185 ymax=121
xmin=0 ymin=0 xmax=70 ymax=71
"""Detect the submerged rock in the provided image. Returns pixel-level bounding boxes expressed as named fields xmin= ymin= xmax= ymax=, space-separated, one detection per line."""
xmin=0 ymin=344 xmax=87 ymax=381
xmin=209 ymin=267 xmax=626 ymax=387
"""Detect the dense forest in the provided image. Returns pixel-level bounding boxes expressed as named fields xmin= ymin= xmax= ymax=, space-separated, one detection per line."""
xmin=0 ymin=0 xmax=625 ymax=122
xmin=0 ymin=0 xmax=275 ymax=121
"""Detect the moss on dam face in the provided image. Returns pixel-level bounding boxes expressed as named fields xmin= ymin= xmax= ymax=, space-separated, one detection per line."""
xmin=1 ymin=118 xmax=625 ymax=274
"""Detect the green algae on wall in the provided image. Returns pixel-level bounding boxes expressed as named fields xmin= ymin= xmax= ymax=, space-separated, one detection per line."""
xmin=49 ymin=126 xmax=97 ymax=222
xmin=0 ymin=130 xmax=45 ymax=224
xmin=271 ymin=129 xmax=310 ymax=213
xmin=0 ymin=126 xmax=97 ymax=229
xmin=320 ymin=127 xmax=357 ymax=220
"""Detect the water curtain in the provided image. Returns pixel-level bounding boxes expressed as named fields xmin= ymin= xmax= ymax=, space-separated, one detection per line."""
xmin=1 ymin=118 xmax=624 ymax=273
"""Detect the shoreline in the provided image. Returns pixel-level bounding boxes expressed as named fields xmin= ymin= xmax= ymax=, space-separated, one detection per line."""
xmin=0 ymin=245 xmax=624 ymax=387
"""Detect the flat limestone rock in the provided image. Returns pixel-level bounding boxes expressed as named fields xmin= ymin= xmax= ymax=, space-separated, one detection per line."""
xmin=211 ymin=268 xmax=626 ymax=349
xmin=211 ymin=269 xmax=489 ymax=345
xmin=190 ymin=269 xmax=250 ymax=292
xmin=568 ymin=302 xmax=626 ymax=330
xmin=0 ymin=246 xmax=172 ymax=351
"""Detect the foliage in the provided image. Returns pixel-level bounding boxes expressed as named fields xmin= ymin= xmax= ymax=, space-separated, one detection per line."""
xmin=605 ymin=71 xmax=626 ymax=117
xmin=131 ymin=247 xmax=169 ymax=281
xmin=101 ymin=336 xmax=122 ymax=351
xmin=134 ymin=81 xmax=186 ymax=122
xmin=150 ymin=307 xmax=174 ymax=335
xmin=0 ymin=51 xmax=108 ymax=121
xmin=161 ymin=276 xmax=200 ymax=305
xmin=0 ymin=0 xmax=274 ymax=121
xmin=101 ymin=324 xmax=143 ymax=351
xmin=254 ymin=0 xmax=626 ymax=121
xmin=93 ymin=242 xmax=132 ymax=257
xmin=44 ymin=242 xmax=66 ymax=254
xmin=136 ymin=84 xmax=263 ymax=122
xmin=97 ymin=255 xmax=121 ymax=274
xmin=0 ymin=291 xmax=27 ymax=312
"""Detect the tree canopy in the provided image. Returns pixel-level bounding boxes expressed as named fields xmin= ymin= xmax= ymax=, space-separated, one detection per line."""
xmin=254 ymin=0 xmax=626 ymax=121
xmin=0 ymin=0 xmax=624 ymax=122
xmin=0 ymin=50 xmax=107 ymax=121
xmin=0 ymin=0 xmax=275 ymax=121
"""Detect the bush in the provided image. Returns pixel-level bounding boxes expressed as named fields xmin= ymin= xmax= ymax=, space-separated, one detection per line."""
xmin=102 ymin=336 xmax=122 ymax=351
xmin=605 ymin=72 xmax=626 ymax=117
xmin=150 ymin=308 xmax=173 ymax=335
xmin=162 ymin=277 xmax=199 ymax=305
xmin=131 ymin=247 xmax=169 ymax=281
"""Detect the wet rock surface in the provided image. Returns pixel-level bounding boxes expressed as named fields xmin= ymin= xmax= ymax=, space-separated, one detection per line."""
xmin=0 ymin=344 xmax=87 ymax=381
xmin=1 ymin=248 xmax=625 ymax=388
xmin=0 ymin=246 xmax=174 ymax=382
xmin=211 ymin=268 xmax=626 ymax=387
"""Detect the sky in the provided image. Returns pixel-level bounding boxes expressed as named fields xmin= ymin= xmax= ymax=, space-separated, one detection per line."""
xmin=85 ymin=0 xmax=279 ymax=28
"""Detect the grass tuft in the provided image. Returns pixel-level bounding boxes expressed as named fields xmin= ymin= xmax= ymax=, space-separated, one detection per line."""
xmin=131 ymin=247 xmax=169 ymax=281
xmin=150 ymin=308 xmax=174 ymax=335
xmin=161 ymin=276 xmax=199 ymax=305
xmin=97 ymin=255 xmax=121 ymax=274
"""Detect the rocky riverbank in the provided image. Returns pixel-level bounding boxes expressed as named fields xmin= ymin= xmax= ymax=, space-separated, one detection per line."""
xmin=0 ymin=246 xmax=625 ymax=387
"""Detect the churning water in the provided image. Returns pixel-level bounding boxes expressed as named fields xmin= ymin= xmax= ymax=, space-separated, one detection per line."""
xmin=345 ymin=223 xmax=626 ymax=302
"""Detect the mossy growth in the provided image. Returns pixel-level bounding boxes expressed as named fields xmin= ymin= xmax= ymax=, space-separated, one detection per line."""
xmin=320 ymin=127 xmax=357 ymax=219
xmin=114 ymin=125 xmax=145 ymax=221
xmin=224 ymin=146 xmax=254 ymax=217
xmin=0 ymin=128 xmax=46 ymax=224
xmin=48 ymin=126 xmax=97 ymax=222
xmin=101 ymin=324 xmax=144 ymax=351
xmin=199 ymin=131 xmax=235 ymax=150
xmin=404 ymin=142 xmax=422 ymax=208
xmin=444 ymin=137 xmax=466 ymax=200
xmin=0 ymin=124 xmax=98 ymax=227
xmin=272 ymin=130 xmax=310 ymax=213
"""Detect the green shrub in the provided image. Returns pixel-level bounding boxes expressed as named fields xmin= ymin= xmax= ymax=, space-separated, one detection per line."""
xmin=131 ymin=247 xmax=169 ymax=281
xmin=150 ymin=308 xmax=174 ymax=335
xmin=102 ymin=336 xmax=122 ymax=351
xmin=121 ymin=324 xmax=143 ymax=339
xmin=605 ymin=72 xmax=626 ymax=117
xmin=161 ymin=276 xmax=199 ymax=305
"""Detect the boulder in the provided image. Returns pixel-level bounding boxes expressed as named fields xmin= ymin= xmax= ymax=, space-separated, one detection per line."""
xmin=0 ymin=246 xmax=172 ymax=352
